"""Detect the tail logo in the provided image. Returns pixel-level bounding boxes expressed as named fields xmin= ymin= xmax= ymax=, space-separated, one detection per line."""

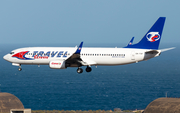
xmin=146 ymin=32 xmax=160 ymax=42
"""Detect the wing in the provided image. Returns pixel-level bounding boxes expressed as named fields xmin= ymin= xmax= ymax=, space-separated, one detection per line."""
xmin=65 ymin=41 xmax=97 ymax=67
xmin=65 ymin=42 xmax=85 ymax=67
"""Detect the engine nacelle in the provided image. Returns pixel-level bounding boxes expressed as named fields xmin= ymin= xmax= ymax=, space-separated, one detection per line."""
xmin=49 ymin=60 xmax=66 ymax=69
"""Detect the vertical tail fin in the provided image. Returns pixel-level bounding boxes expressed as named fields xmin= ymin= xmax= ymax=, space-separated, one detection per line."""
xmin=124 ymin=17 xmax=166 ymax=49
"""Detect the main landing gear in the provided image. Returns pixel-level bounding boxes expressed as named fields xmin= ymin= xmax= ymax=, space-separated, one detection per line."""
xmin=86 ymin=66 xmax=92 ymax=72
xmin=77 ymin=67 xmax=83 ymax=74
xmin=77 ymin=66 xmax=92 ymax=74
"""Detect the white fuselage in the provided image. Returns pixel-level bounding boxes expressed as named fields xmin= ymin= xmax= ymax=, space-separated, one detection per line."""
xmin=3 ymin=47 xmax=160 ymax=67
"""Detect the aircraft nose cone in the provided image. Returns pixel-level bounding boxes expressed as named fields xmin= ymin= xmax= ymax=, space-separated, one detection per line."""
xmin=3 ymin=54 xmax=9 ymax=61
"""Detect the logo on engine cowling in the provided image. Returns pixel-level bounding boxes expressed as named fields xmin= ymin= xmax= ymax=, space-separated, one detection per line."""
xmin=146 ymin=32 xmax=160 ymax=42
xmin=51 ymin=62 xmax=61 ymax=65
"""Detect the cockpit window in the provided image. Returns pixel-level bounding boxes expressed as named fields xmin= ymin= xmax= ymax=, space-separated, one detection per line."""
xmin=10 ymin=52 xmax=14 ymax=54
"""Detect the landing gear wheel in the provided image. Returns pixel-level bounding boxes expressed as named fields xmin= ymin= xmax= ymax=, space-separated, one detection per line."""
xmin=86 ymin=66 xmax=92 ymax=72
xmin=18 ymin=68 xmax=22 ymax=71
xmin=77 ymin=68 xmax=83 ymax=74
xmin=18 ymin=64 xmax=22 ymax=71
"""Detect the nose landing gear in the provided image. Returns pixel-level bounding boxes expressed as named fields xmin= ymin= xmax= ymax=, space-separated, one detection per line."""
xmin=18 ymin=68 xmax=22 ymax=71
xmin=18 ymin=65 xmax=22 ymax=71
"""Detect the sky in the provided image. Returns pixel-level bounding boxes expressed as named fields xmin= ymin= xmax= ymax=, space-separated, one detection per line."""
xmin=0 ymin=0 xmax=180 ymax=45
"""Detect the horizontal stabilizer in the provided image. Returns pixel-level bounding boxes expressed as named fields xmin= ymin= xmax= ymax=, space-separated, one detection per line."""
xmin=160 ymin=47 xmax=175 ymax=52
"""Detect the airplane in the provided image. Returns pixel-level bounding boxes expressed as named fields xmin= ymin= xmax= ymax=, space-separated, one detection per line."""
xmin=3 ymin=17 xmax=175 ymax=73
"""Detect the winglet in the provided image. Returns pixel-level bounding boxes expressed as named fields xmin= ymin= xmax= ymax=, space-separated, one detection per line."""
xmin=75 ymin=42 xmax=83 ymax=54
xmin=125 ymin=37 xmax=134 ymax=47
